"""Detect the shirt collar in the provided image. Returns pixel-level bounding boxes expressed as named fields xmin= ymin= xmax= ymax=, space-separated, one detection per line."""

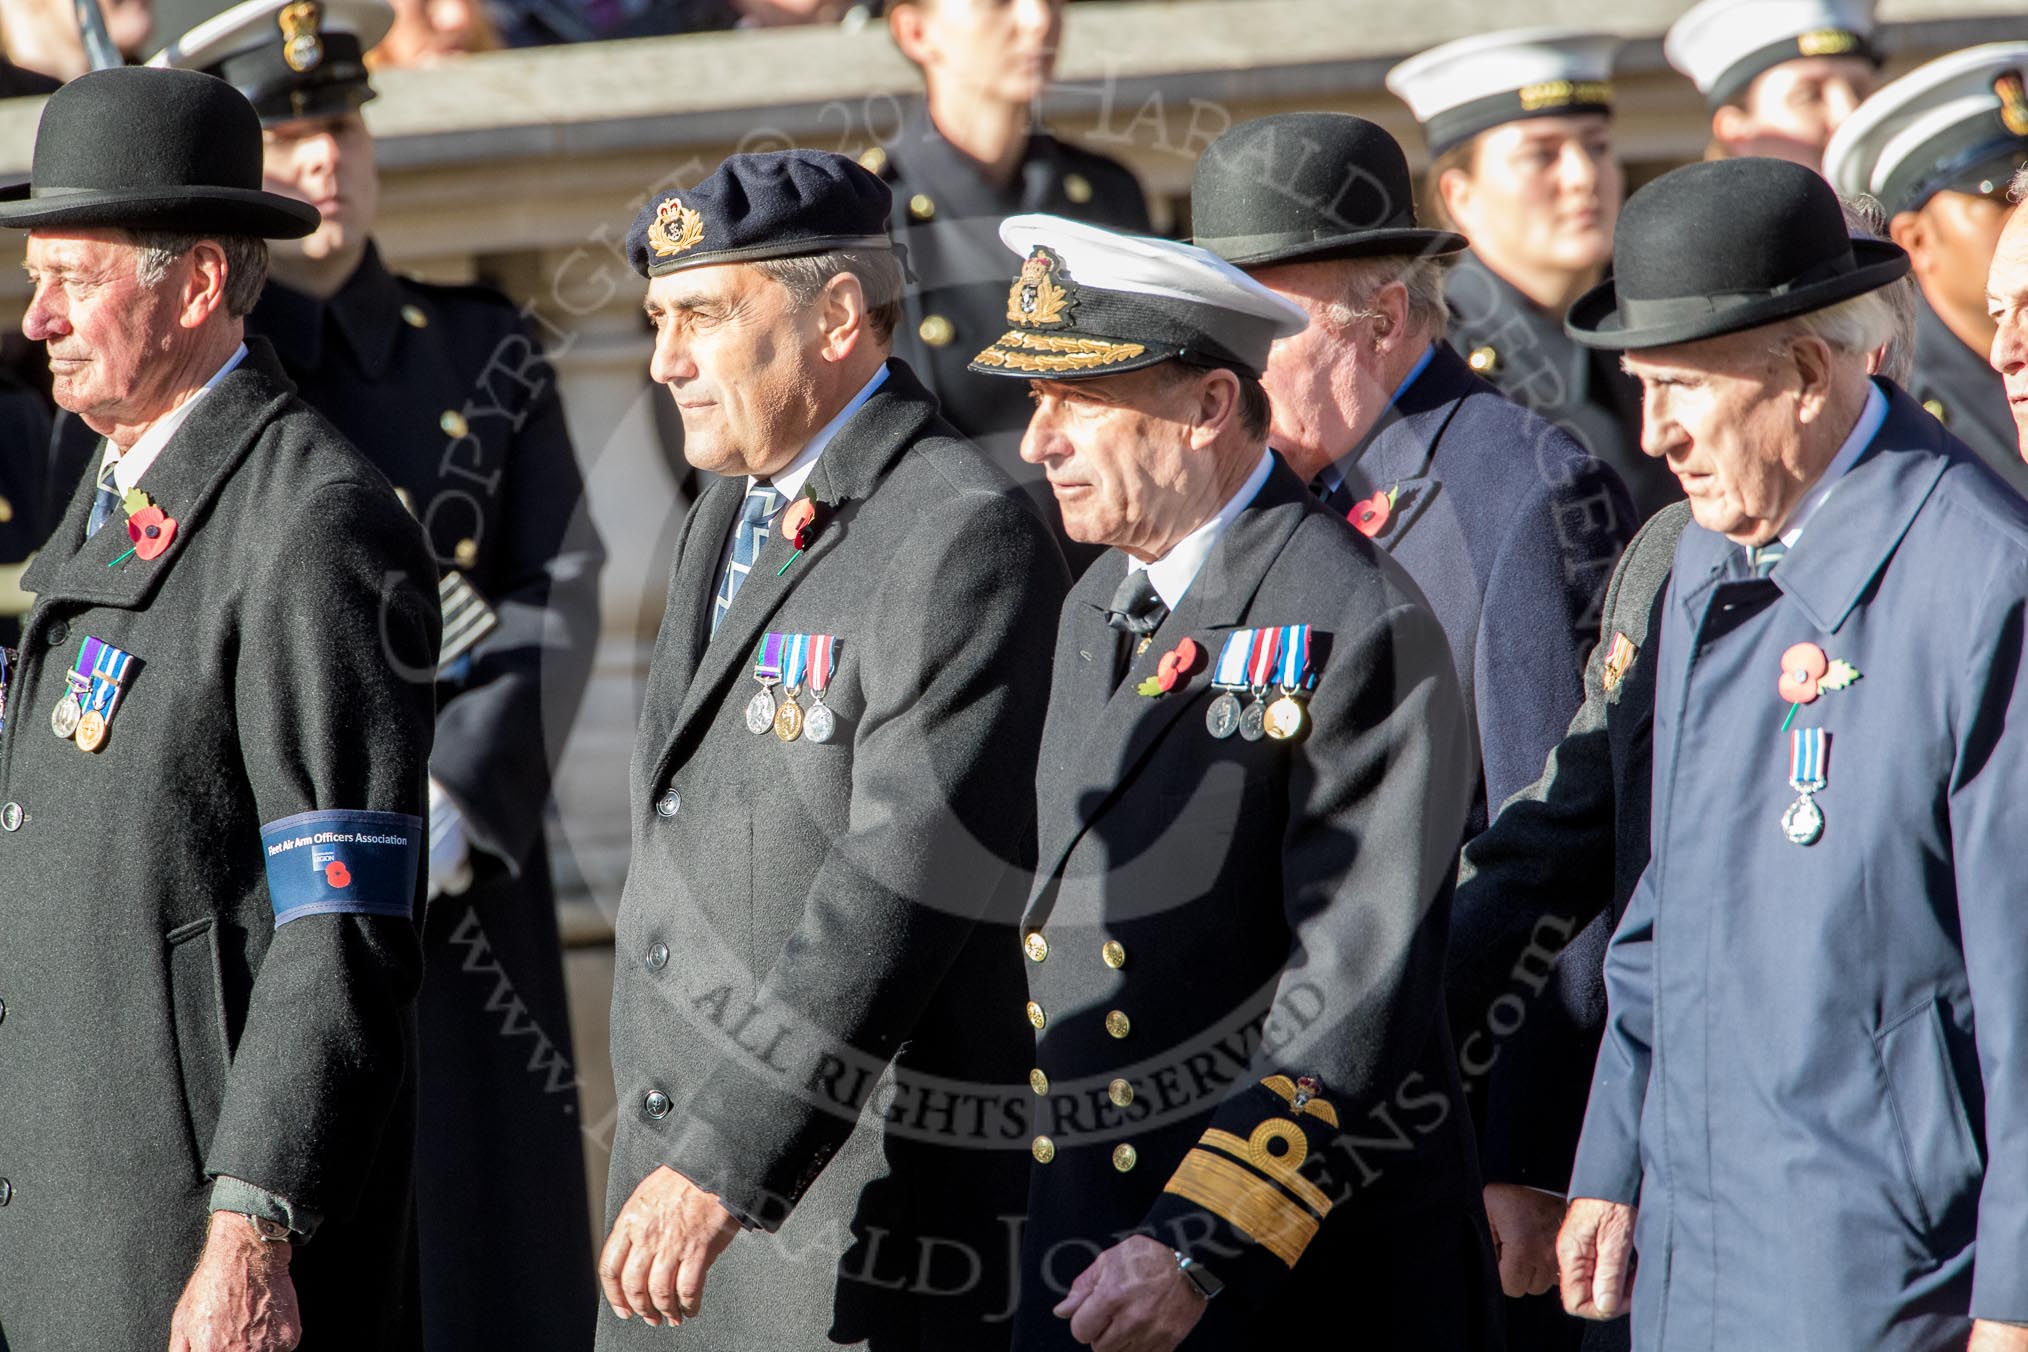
xmin=1756 ymin=379 xmax=1886 ymax=557
xmin=1316 ymin=343 xmax=1436 ymax=495
xmin=749 ymin=365 xmax=889 ymax=503
xmin=101 ymin=343 xmax=248 ymax=495
xmin=1130 ymin=448 xmax=1274 ymax=610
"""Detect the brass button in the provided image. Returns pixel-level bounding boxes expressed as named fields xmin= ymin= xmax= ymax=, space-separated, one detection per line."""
xmin=1029 ymin=1068 xmax=1049 ymax=1095
xmin=857 ymin=145 xmax=888 ymax=175
xmin=1923 ymin=398 xmax=1950 ymax=426
xmin=1112 ymin=1143 xmax=1137 ymax=1172
xmin=401 ymin=304 xmax=429 ymax=329
xmin=918 ymin=314 xmax=956 ymax=348
xmin=454 ymin=537 xmax=479 ymax=570
xmin=0 ymin=494 xmax=12 ymax=524
xmin=1024 ymin=931 xmax=1048 ymax=962
xmin=1065 ymin=173 xmax=1093 ymax=205
xmin=1467 ymin=345 xmax=1499 ymax=375
xmin=1105 ymin=1009 xmax=1130 ymax=1039
xmin=440 ymin=409 xmax=469 ymax=438
xmin=1101 ymin=940 xmax=1126 ymax=969
xmin=1032 ymin=1135 xmax=1056 ymax=1164
xmin=1026 ymin=1000 xmax=1046 ymax=1030
xmin=1108 ymin=1078 xmax=1134 ymax=1108
xmin=909 ymin=193 xmax=936 ymax=222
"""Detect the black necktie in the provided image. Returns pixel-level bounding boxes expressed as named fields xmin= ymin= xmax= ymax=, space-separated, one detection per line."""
xmin=1104 ymin=569 xmax=1169 ymax=685
xmin=1309 ymin=472 xmax=1353 ymax=518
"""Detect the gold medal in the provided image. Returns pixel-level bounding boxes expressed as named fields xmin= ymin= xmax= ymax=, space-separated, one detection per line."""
xmin=773 ymin=695 xmax=804 ymax=742
xmin=75 ymin=709 xmax=107 ymax=753
xmin=1264 ymin=694 xmax=1307 ymax=741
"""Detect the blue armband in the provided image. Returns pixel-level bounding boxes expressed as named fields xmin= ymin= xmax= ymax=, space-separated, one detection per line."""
xmin=260 ymin=809 xmax=424 ymax=926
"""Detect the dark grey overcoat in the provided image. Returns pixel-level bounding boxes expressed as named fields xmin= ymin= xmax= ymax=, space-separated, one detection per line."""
xmin=0 ymin=339 xmax=439 ymax=1350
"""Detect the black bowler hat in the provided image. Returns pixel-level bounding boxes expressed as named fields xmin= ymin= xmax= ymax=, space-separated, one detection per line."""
xmin=0 ymin=67 xmax=319 ymax=238
xmin=1190 ymin=114 xmax=1466 ymax=269
xmin=1566 ymin=157 xmax=1909 ymax=351
xmin=150 ymin=0 xmax=393 ymax=128
xmin=626 ymin=150 xmax=894 ymax=279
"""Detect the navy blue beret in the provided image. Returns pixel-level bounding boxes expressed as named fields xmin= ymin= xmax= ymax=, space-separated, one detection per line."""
xmin=626 ymin=149 xmax=895 ymax=279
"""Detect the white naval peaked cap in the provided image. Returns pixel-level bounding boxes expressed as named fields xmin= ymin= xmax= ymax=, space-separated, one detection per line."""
xmin=1386 ymin=27 xmax=1624 ymax=156
xmin=150 ymin=0 xmax=393 ymax=126
xmin=1664 ymin=0 xmax=1879 ymax=109
xmin=968 ymin=214 xmax=1306 ymax=382
xmin=153 ymin=0 xmax=394 ymax=70
xmin=1824 ymin=42 xmax=2028 ymax=216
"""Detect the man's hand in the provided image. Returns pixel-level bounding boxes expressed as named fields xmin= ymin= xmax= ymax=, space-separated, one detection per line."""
xmin=598 ymin=1165 xmax=742 ymax=1328
xmin=1557 ymin=1196 xmax=1636 ymax=1321
xmin=1485 ymin=1182 xmax=1566 ymax=1297
xmin=1969 ymin=1321 xmax=2028 ymax=1350
xmin=168 ymin=1211 xmax=300 ymax=1352
xmin=1053 ymin=1234 xmax=1209 ymax=1352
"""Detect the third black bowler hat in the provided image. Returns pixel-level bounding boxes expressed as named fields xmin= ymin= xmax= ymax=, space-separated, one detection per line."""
xmin=1190 ymin=113 xmax=1467 ymax=269
xmin=1566 ymin=156 xmax=1908 ymax=351
xmin=0 ymin=66 xmax=319 ymax=238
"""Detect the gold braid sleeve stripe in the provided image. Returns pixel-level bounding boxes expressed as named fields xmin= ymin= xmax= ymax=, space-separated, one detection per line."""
xmin=973 ymin=331 xmax=1148 ymax=373
xmin=1199 ymin=1128 xmax=1335 ymax=1216
xmin=1163 ymin=1148 xmax=1320 ymax=1268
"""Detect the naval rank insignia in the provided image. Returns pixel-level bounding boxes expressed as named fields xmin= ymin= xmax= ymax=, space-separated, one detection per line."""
xmin=747 ymin=633 xmax=784 ymax=734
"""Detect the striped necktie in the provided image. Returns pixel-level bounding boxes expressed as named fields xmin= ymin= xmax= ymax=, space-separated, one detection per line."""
xmin=85 ymin=457 xmax=121 ymax=538
xmin=1748 ymin=540 xmax=1787 ymax=578
xmin=713 ymin=481 xmax=782 ymax=636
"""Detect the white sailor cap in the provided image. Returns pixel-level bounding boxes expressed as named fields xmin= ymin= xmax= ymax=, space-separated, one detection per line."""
xmin=969 ymin=214 xmax=1307 ymax=382
xmin=149 ymin=0 xmax=393 ymax=126
xmin=1386 ymin=27 xmax=1623 ymax=156
xmin=1664 ymin=0 xmax=1879 ymax=111
xmin=1825 ymin=42 xmax=2028 ymax=216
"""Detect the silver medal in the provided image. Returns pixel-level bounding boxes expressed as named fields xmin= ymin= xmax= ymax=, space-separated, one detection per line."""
xmin=804 ymin=699 xmax=836 ymax=744
xmin=1205 ymin=691 xmax=1242 ymax=739
xmin=1238 ymin=699 xmax=1267 ymax=742
xmin=50 ymin=693 xmax=82 ymax=740
xmin=1782 ymin=794 xmax=1824 ymax=846
xmin=745 ymin=686 xmax=778 ymax=735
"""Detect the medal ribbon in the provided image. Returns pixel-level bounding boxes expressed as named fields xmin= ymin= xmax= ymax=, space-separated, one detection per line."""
xmin=0 ymin=646 xmax=11 ymax=734
xmin=782 ymin=633 xmax=810 ymax=693
xmin=1212 ymin=631 xmax=1254 ymax=689
xmin=808 ymin=634 xmax=837 ymax=697
xmin=83 ymin=641 xmax=132 ymax=721
xmin=72 ymin=635 xmax=105 ymax=685
xmin=1245 ymin=626 xmax=1281 ymax=690
xmin=1274 ymin=624 xmax=1310 ymax=690
xmin=1789 ymin=727 xmax=1827 ymax=791
xmin=754 ymin=632 xmax=786 ymax=682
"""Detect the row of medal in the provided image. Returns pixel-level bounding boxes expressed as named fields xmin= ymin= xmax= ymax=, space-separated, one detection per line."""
xmin=746 ymin=632 xmax=841 ymax=744
xmin=48 ymin=636 xmax=137 ymax=754
xmin=1205 ymin=625 xmax=1313 ymax=742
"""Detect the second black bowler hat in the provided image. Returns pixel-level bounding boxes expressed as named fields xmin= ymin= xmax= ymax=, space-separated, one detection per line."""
xmin=0 ymin=66 xmax=319 ymax=239
xmin=1190 ymin=113 xmax=1467 ymax=269
xmin=1566 ymin=157 xmax=1908 ymax=351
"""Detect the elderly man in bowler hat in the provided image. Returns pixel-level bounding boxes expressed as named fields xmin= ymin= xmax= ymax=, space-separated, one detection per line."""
xmin=598 ymin=150 xmax=1066 ymax=1351
xmin=973 ymin=215 xmax=1498 ymax=1351
xmin=0 ymin=67 xmax=439 ymax=1352
xmin=1555 ymin=156 xmax=2028 ymax=1351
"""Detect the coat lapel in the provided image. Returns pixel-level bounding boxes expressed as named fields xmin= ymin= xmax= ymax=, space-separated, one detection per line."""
xmin=1333 ymin=342 xmax=1471 ymax=553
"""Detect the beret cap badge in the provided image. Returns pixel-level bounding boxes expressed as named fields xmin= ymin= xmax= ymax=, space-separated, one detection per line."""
xmin=1998 ymin=73 xmax=2028 ymax=138
xmin=648 ymin=196 xmax=706 ymax=259
xmin=1007 ymin=247 xmax=1076 ymax=329
xmin=278 ymin=0 xmax=324 ymax=73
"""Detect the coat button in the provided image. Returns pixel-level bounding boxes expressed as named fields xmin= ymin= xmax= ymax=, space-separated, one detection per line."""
xmin=643 ymin=1090 xmax=672 ymax=1119
xmin=1105 ymin=1009 xmax=1130 ymax=1039
xmin=1029 ymin=1068 xmax=1049 ymax=1094
xmin=918 ymin=315 xmax=955 ymax=348
xmin=0 ymin=996 xmax=7 ymax=1023
xmin=0 ymin=1178 xmax=11 ymax=1205
xmin=655 ymin=789 xmax=681 ymax=819
xmin=1025 ymin=1000 xmax=1046 ymax=1030
xmin=909 ymin=193 xmax=936 ymax=222
xmin=45 ymin=621 xmax=67 ymax=648
xmin=1112 ymin=1143 xmax=1137 ymax=1172
xmin=1023 ymin=931 xmax=1048 ymax=962
xmin=646 ymin=943 xmax=669 ymax=971
xmin=0 ymin=803 xmax=20 ymax=833
xmin=0 ymin=494 xmax=11 ymax=524
xmin=453 ymin=538 xmax=479 ymax=570
xmin=401 ymin=304 xmax=429 ymax=329
xmin=1101 ymin=940 xmax=1126 ymax=969
xmin=1108 ymin=1078 xmax=1134 ymax=1108
xmin=1031 ymin=1136 xmax=1055 ymax=1164
xmin=440 ymin=410 xmax=469 ymax=438
xmin=1065 ymin=173 xmax=1093 ymax=205
xmin=857 ymin=145 xmax=888 ymax=175
xmin=1468 ymin=345 xmax=1500 ymax=375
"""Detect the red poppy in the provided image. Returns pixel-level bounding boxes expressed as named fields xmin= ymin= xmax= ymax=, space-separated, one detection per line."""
xmin=324 ymin=860 xmax=352 ymax=889
xmin=780 ymin=498 xmax=821 ymax=550
xmin=1349 ymin=490 xmax=1391 ymax=538
xmin=1778 ymin=642 xmax=1828 ymax=704
xmin=1154 ymin=636 xmax=1201 ymax=693
xmin=127 ymin=505 xmax=178 ymax=561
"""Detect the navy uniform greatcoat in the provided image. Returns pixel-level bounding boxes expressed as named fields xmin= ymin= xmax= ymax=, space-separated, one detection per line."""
xmin=1910 ymin=293 xmax=2028 ymax=495
xmin=0 ymin=340 xmax=439 ymax=1350
xmin=1330 ymin=341 xmax=1632 ymax=837
xmin=1446 ymin=253 xmax=1680 ymax=522
xmin=1016 ymin=458 xmax=1499 ymax=1351
xmin=602 ymin=360 xmax=1068 ymax=1351
xmin=248 ymin=244 xmax=606 ymax=1352
xmin=1572 ymin=385 xmax=2028 ymax=1349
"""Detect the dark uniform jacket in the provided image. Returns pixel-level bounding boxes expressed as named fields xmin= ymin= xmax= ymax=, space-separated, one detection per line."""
xmin=1572 ymin=385 xmax=2028 ymax=1348
xmin=0 ymin=372 xmax=52 ymax=648
xmin=0 ymin=340 xmax=439 ymax=1351
xmin=602 ymin=360 xmax=1068 ymax=1352
xmin=1016 ymin=457 xmax=1498 ymax=1351
xmin=1322 ymin=340 xmax=1631 ymax=838
xmin=248 ymin=245 xmax=606 ymax=1352
xmin=1446 ymin=253 xmax=1680 ymax=522
xmin=877 ymin=100 xmax=1148 ymax=559
xmin=1910 ymin=293 xmax=2028 ymax=496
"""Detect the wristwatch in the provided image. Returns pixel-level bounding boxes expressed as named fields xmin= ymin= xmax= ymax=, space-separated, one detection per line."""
xmin=1173 ymin=1250 xmax=1223 ymax=1300
xmin=242 ymin=1214 xmax=292 ymax=1244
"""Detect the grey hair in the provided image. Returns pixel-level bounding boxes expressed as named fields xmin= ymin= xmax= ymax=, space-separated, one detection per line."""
xmin=751 ymin=247 xmax=905 ymax=346
xmin=1763 ymin=288 xmax=1901 ymax=371
xmin=2013 ymin=164 xmax=2028 ymax=204
xmin=126 ymin=230 xmax=269 ymax=318
xmin=1323 ymin=254 xmax=1450 ymax=342
xmin=1833 ymin=191 xmax=1918 ymax=386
